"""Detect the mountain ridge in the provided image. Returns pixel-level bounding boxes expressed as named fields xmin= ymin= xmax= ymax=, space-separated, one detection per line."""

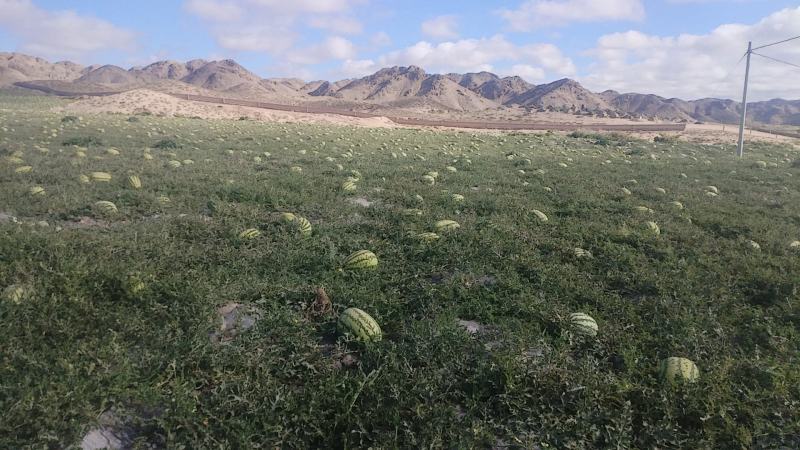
xmin=2 ymin=52 xmax=799 ymax=125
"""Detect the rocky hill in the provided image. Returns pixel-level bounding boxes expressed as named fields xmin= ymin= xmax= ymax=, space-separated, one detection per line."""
xmin=4 ymin=52 xmax=800 ymax=125
xmin=312 ymin=66 xmax=497 ymax=111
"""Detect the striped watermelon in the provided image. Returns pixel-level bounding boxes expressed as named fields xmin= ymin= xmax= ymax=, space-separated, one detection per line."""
xmin=124 ymin=273 xmax=146 ymax=296
xmin=78 ymin=174 xmax=90 ymax=184
xmin=415 ymin=232 xmax=440 ymax=242
xmin=296 ymin=217 xmax=312 ymax=236
xmin=451 ymin=194 xmax=465 ymax=202
xmin=338 ymin=307 xmax=382 ymax=342
xmin=167 ymin=160 xmax=182 ymax=168
xmin=342 ymin=180 xmax=357 ymax=192
xmin=659 ymin=357 xmax=699 ymax=383
xmin=645 ymin=221 xmax=660 ymax=235
xmin=574 ymin=248 xmax=592 ymax=259
xmin=106 ymin=148 xmax=120 ymax=155
xmin=280 ymin=212 xmax=297 ymax=223
xmin=29 ymin=186 xmax=45 ymax=196
xmin=94 ymin=201 xmax=118 ymax=215
xmin=3 ymin=284 xmax=27 ymax=304
xmin=532 ymin=209 xmax=548 ymax=222
xmin=156 ymin=195 xmax=170 ymax=205
xmin=90 ymin=172 xmax=112 ymax=182
xmin=569 ymin=313 xmax=598 ymax=337
xmin=239 ymin=228 xmax=261 ymax=239
xmin=421 ymin=175 xmax=436 ymax=185
xmin=127 ymin=175 xmax=142 ymax=189
xmin=343 ymin=250 xmax=378 ymax=270
xmin=14 ymin=165 xmax=33 ymax=174
xmin=435 ymin=220 xmax=460 ymax=232
xmin=182 ymin=159 xmax=194 ymax=165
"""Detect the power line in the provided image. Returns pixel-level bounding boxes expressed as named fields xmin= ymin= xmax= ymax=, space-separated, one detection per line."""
xmin=737 ymin=34 xmax=800 ymax=157
xmin=751 ymin=52 xmax=800 ymax=70
xmin=752 ymin=34 xmax=800 ymax=51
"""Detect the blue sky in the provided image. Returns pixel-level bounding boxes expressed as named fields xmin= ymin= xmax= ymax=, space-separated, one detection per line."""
xmin=1 ymin=0 xmax=799 ymax=100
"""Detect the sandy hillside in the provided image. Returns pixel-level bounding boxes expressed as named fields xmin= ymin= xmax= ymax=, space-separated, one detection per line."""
xmin=59 ymin=89 xmax=397 ymax=128
xmin=56 ymin=89 xmax=800 ymax=147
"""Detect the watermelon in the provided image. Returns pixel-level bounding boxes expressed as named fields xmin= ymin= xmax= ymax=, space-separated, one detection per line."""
xmin=645 ymin=221 xmax=660 ymax=235
xmin=29 ymin=186 xmax=45 ymax=196
xmin=342 ymin=180 xmax=357 ymax=192
xmin=338 ymin=307 xmax=382 ymax=342
xmin=659 ymin=357 xmax=700 ymax=383
xmin=343 ymin=250 xmax=378 ymax=270
xmin=435 ymin=220 xmax=460 ymax=232
xmin=94 ymin=200 xmax=118 ymax=215
xmin=239 ymin=228 xmax=261 ymax=239
xmin=415 ymin=232 xmax=440 ymax=242
xmin=3 ymin=284 xmax=27 ymax=304
xmin=532 ymin=209 xmax=548 ymax=222
xmin=296 ymin=217 xmax=312 ymax=236
xmin=569 ymin=313 xmax=598 ymax=337
xmin=127 ymin=175 xmax=142 ymax=189
xmin=90 ymin=172 xmax=112 ymax=182
xmin=124 ymin=273 xmax=146 ymax=296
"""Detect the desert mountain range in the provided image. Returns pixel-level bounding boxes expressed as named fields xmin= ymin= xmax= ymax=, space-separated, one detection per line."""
xmin=2 ymin=52 xmax=799 ymax=126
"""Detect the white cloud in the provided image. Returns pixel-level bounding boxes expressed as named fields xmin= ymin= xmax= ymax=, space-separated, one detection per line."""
xmin=421 ymin=15 xmax=459 ymax=40
xmin=581 ymin=6 xmax=800 ymax=100
xmin=215 ymin=26 xmax=297 ymax=53
xmin=246 ymin=0 xmax=363 ymax=15
xmin=499 ymin=0 xmax=645 ymax=31
xmin=184 ymin=0 xmax=243 ymax=21
xmin=0 ymin=0 xmax=136 ymax=61
xmin=185 ymin=0 xmax=364 ymax=53
xmin=308 ymin=15 xmax=363 ymax=34
xmin=340 ymin=58 xmax=377 ymax=77
xmin=288 ymin=36 xmax=357 ymax=64
xmin=335 ymin=35 xmax=576 ymax=80
xmin=370 ymin=31 xmax=392 ymax=48
xmin=507 ymin=64 xmax=546 ymax=83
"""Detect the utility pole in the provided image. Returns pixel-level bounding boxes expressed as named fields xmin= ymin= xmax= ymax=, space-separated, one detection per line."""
xmin=736 ymin=41 xmax=752 ymax=157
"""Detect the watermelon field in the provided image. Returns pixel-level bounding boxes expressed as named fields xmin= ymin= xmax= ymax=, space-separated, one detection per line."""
xmin=1 ymin=92 xmax=799 ymax=448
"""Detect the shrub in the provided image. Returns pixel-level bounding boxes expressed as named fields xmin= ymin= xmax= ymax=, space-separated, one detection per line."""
xmin=654 ymin=134 xmax=679 ymax=143
xmin=153 ymin=139 xmax=180 ymax=149
xmin=62 ymin=136 xmax=102 ymax=147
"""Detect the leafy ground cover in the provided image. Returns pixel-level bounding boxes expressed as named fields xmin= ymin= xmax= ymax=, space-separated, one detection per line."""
xmin=1 ymin=93 xmax=799 ymax=448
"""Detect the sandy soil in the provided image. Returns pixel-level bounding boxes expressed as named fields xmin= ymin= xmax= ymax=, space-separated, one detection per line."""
xmin=57 ymin=89 xmax=800 ymax=148
xmin=59 ymin=89 xmax=397 ymax=128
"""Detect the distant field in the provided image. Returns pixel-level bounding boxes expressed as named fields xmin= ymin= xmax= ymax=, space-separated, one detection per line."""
xmin=1 ymin=93 xmax=799 ymax=448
